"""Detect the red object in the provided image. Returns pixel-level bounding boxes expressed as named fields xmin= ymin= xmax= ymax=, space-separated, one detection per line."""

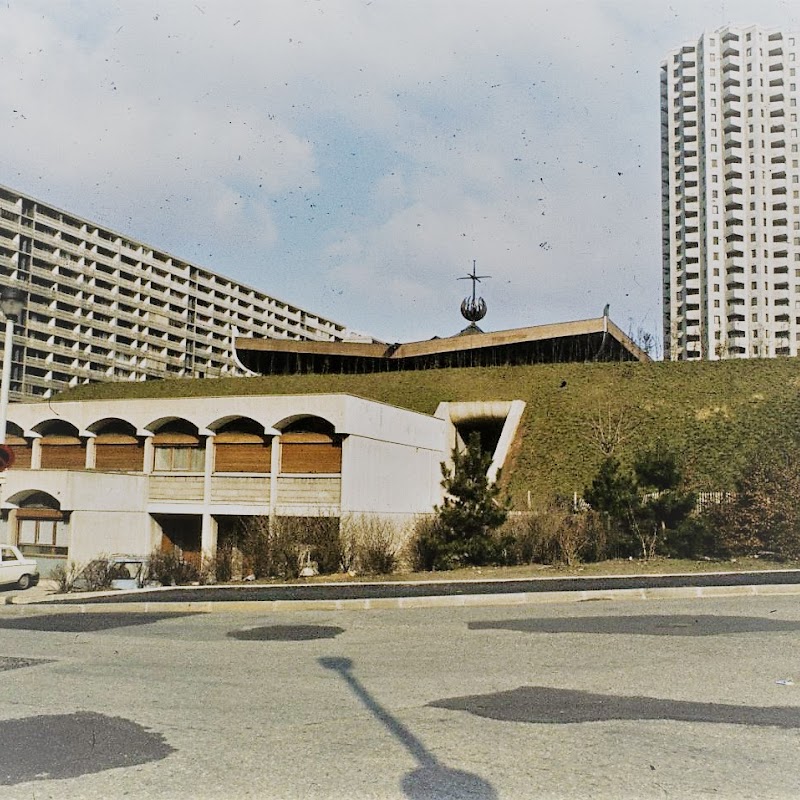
xmin=0 ymin=445 xmax=15 ymax=471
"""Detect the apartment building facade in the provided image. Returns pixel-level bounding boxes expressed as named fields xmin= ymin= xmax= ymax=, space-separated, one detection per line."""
xmin=662 ymin=25 xmax=800 ymax=359
xmin=0 ymin=184 xmax=349 ymax=399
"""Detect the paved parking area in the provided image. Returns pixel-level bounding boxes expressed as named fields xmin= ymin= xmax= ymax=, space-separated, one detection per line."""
xmin=0 ymin=595 xmax=798 ymax=799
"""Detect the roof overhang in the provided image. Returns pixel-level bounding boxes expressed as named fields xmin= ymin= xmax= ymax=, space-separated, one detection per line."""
xmin=235 ymin=316 xmax=650 ymax=375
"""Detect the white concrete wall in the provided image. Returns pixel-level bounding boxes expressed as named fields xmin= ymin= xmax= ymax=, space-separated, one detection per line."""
xmin=0 ymin=470 xmax=150 ymax=563
xmin=340 ymin=434 xmax=445 ymax=517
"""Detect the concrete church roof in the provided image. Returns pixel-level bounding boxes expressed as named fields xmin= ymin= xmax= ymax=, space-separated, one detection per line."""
xmin=235 ymin=316 xmax=650 ymax=375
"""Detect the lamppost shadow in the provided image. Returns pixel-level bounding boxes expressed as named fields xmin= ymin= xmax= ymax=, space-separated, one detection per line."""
xmin=319 ymin=656 xmax=497 ymax=800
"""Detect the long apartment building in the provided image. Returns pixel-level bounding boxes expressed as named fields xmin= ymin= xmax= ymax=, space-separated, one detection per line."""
xmin=662 ymin=25 xmax=800 ymax=359
xmin=0 ymin=184 xmax=349 ymax=399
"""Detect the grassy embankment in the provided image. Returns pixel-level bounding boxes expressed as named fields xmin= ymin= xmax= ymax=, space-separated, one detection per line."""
xmin=55 ymin=357 xmax=800 ymax=508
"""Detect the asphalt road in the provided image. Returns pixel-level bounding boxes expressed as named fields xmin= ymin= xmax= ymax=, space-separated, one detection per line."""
xmin=1 ymin=594 xmax=799 ymax=799
xmin=48 ymin=567 xmax=800 ymax=605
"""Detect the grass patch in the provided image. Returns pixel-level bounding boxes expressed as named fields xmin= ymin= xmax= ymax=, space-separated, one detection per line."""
xmin=53 ymin=358 xmax=800 ymax=506
xmin=224 ymin=556 xmax=798 ymax=585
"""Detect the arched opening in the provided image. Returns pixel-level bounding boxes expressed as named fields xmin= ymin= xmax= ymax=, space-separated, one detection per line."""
xmin=7 ymin=491 xmax=69 ymax=558
xmin=279 ymin=416 xmax=342 ymax=474
xmin=91 ymin=418 xmax=144 ymax=472
xmin=4 ymin=422 xmax=32 ymax=469
xmin=37 ymin=420 xmax=86 ymax=470
xmin=151 ymin=420 xmax=204 ymax=473
xmin=212 ymin=418 xmax=272 ymax=474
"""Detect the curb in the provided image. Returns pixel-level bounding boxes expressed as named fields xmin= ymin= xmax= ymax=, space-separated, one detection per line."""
xmin=5 ymin=582 xmax=800 ymax=614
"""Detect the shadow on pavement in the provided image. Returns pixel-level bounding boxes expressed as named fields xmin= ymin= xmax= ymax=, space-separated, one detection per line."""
xmin=430 ymin=686 xmax=800 ymax=729
xmin=0 ymin=612 xmax=198 ymax=633
xmin=0 ymin=712 xmax=174 ymax=785
xmin=0 ymin=655 xmax=53 ymax=672
xmin=469 ymin=614 xmax=800 ymax=637
xmin=319 ymin=656 xmax=497 ymax=800
xmin=229 ymin=624 xmax=344 ymax=641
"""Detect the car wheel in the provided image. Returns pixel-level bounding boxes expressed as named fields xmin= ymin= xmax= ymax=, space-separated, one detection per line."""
xmin=17 ymin=574 xmax=31 ymax=590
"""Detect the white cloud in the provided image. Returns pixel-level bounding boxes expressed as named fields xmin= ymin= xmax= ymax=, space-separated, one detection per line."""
xmin=1 ymin=0 xmax=798 ymax=346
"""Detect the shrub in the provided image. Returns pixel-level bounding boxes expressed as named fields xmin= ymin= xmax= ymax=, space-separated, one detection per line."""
xmin=340 ymin=516 xmax=399 ymax=575
xmin=50 ymin=561 xmax=83 ymax=593
xmin=707 ymin=449 xmax=800 ymax=560
xmin=405 ymin=516 xmax=452 ymax=572
xmin=147 ymin=549 xmax=200 ymax=586
xmin=299 ymin=516 xmax=343 ymax=575
xmin=497 ymin=505 xmax=604 ymax=567
xmin=496 ymin=510 xmax=561 ymax=566
xmin=235 ymin=515 xmax=342 ymax=579
xmin=79 ymin=555 xmax=115 ymax=592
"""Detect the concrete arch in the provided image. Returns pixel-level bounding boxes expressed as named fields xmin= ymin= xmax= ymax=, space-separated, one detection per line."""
xmin=87 ymin=417 xmax=139 ymax=436
xmin=207 ymin=415 xmax=267 ymax=435
xmin=4 ymin=489 xmax=61 ymax=509
xmin=145 ymin=417 xmax=200 ymax=435
xmin=31 ymin=419 xmax=80 ymax=437
xmin=273 ymin=414 xmax=337 ymax=434
xmin=5 ymin=421 xmax=25 ymax=438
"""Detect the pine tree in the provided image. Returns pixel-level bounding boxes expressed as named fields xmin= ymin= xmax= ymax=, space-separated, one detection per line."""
xmin=434 ymin=432 xmax=509 ymax=567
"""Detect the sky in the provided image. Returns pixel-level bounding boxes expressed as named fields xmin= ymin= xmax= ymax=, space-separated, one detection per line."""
xmin=2 ymin=1 xmax=799 ymax=353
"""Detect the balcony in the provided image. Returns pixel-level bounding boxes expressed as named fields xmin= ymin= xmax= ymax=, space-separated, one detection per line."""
xmin=723 ymin=132 xmax=742 ymax=149
xmin=724 ymin=178 xmax=745 ymax=195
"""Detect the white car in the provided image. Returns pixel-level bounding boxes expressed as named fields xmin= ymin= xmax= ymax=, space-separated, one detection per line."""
xmin=0 ymin=544 xmax=40 ymax=590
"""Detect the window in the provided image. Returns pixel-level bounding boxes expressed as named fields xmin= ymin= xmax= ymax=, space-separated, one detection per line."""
xmin=16 ymin=507 xmax=68 ymax=557
xmin=154 ymin=445 xmax=204 ymax=472
xmin=152 ymin=422 xmax=205 ymax=472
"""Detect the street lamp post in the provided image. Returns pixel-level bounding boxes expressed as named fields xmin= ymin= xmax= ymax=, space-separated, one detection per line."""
xmin=0 ymin=286 xmax=26 ymax=444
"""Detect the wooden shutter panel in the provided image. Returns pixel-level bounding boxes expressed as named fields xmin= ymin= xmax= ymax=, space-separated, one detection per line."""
xmin=214 ymin=442 xmax=271 ymax=473
xmin=5 ymin=436 xmax=31 ymax=469
xmin=281 ymin=433 xmax=342 ymax=474
xmin=40 ymin=444 xmax=86 ymax=469
xmin=95 ymin=442 xmax=144 ymax=471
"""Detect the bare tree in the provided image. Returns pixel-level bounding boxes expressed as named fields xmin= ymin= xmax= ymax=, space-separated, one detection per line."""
xmin=584 ymin=405 xmax=640 ymax=457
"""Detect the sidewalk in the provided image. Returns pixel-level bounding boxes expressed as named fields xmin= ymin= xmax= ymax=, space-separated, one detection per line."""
xmin=2 ymin=579 xmax=60 ymax=606
xmin=5 ymin=569 xmax=800 ymax=613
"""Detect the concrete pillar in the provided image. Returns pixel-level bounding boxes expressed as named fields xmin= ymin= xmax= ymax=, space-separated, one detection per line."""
xmin=201 ymin=513 xmax=217 ymax=563
xmin=84 ymin=433 xmax=96 ymax=469
xmin=141 ymin=433 xmax=154 ymax=474
xmin=269 ymin=434 xmax=281 ymax=520
xmin=29 ymin=434 xmax=42 ymax=470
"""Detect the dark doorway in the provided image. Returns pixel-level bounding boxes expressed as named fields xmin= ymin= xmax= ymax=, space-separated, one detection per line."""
xmin=154 ymin=515 xmax=202 ymax=568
